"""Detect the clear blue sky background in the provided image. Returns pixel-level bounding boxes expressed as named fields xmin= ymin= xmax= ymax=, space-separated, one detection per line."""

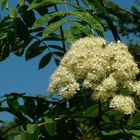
xmin=0 ymin=0 xmax=135 ymax=121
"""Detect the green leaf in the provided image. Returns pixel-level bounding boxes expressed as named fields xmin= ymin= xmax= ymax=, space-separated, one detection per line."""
xmin=14 ymin=134 xmax=26 ymax=140
xmin=43 ymin=19 xmax=68 ymax=38
xmin=0 ymin=40 xmax=10 ymax=61
xmin=118 ymin=87 xmax=131 ymax=96
xmin=130 ymin=130 xmax=140 ymax=137
xmin=88 ymin=0 xmax=107 ymax=14
xmin=83 ymin=104 xmax=98 ymax=117
xmin=32 ymin=11 xmax=66 ymax=29
xmin=132 ymin=136 xmax=140 ymax=140
xmin=132 ymin=112 xmax=140 ymax=129
xmin=53 ymin=51 xmax=64 ymax=57
xmin=13 ymin=45 xmax=24 ymax=56
xmin=39 ymin=53 xmax=52 ymax=69
xmin=13 ymin=17 xmax=30 ymax=41
xmin=7 ymin=95 xmax=19 ymax=111
xmin=7 ymin=30 xmax=25 ymax=56
xmin=28 ymin=0 xmax=64 ymax=11
xmin=102 ymin=130 xmax=128 ymax=140
xmin=44 ymin=117 xmax=57 ymax=136
xmin=64 ymin=27 xmax=76 ymax=43
xmin=73 ymin=21 xmax=93 ymax=35
xmin=64 ymin=25 xmax=88 ymax=43
xmin=54 ymin=58 xmax=60 ymax=66
xmin=27 ymin=123 xmax=37 ymax=134
xmin=9 ymin=8 xmax=17 ymax=18
xmin=25 ymin=41 xmax=47 ymax=60
xmin=48 ymin=45 xmax=64 ymax=51
xmin=107 ymin=2 xmax=128 ymax=20
xmin=23 ymin=97 xmax=36 ymax=119
xmin=71 ymin=11 xmax=104 ymax=32
xmin=82 ymin=0 xmax=96 ymax=10
xmin=19 ymin=5 xmax=36 ymax=27
xmin=0 ymin=0 xmax=7 ymax=10
xmin=26 ymin=133 xmax=39 ymax=140
xmin=102 ymin=130 xmax=122 ymax=136
xmin=18 ymin=0 xmax=25 ymax=7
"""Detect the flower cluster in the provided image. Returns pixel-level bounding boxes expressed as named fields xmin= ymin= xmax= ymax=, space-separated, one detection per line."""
xmin=109 ymin=95 xmax=135 ymax=115
xmin=48 ymin=36 xmax=140 ymax=114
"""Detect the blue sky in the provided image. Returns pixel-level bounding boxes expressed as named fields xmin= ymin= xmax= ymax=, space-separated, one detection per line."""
xmin=0 ymin=0 xmax=135 ymax=121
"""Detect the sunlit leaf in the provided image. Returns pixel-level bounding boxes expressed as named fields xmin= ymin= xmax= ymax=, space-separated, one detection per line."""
xmin=73 ymin=21 xmax=92 ymax=35
xmin=82 ymin=0 xmax=96 ymax=10
xmin=9 ymin=8 xmax=17 ymax=18
xmin=71 ymin=11 xmax=104 ymax=32
xmin=44 ymin=117 xmax=57 ymax=136
xmin=14 ymin=134 xmax=26 ymax=140
xmin=42 ymin=19 xmax=68 ymax=38
xmin=18 ymin=0 xmax=25 ymax=7
xmin=28 ymin=0 xmax=64 ymax=11
xmin=130 ymin=130 xmax=140 ymax=137
xmin=32 ymin=11 xmax=66 ymax=29
xmin=0 ymin=0 xmax=7 ymax=10
xmin=27 ymin=123 xmax=37 ymax=134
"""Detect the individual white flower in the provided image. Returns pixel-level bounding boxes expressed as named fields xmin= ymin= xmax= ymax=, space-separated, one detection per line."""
xmin=109 ymin=95 xmax=135 ymax=115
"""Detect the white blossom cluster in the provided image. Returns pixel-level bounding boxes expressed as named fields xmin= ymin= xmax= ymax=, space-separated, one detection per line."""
xmin=48 ymin=36 xmax=140 ymax=114
xmin=109 ymin=95 xmax=135 ymax=115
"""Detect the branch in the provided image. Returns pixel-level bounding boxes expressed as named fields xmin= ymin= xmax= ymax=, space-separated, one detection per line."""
xmin=37 ymin=115 xmax=95 ymax=127
xmin=100 ymin=0 xmax=121 ymax=42
xmin=32 ymin=35 xmax=57 ymax=61
xmin=54 ymin=5 xmax=66 ymax=52
xmin=0 ymin=122 xmax=27 ymax=137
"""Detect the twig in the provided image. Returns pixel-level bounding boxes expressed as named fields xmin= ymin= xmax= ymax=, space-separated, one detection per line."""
xmin=32 ymin=35 xmax=57 ymax=61
xmin=37 ymin=121 xmax=48 ymax=127
xmin=37 ymin=115 xmax=95 ymax=127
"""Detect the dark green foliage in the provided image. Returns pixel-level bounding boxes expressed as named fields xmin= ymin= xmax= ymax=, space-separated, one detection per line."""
xmin=39 ymin=53 xmax=52 ymax=69
xmin=25 ymin=41 xmax=47 ymax=60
